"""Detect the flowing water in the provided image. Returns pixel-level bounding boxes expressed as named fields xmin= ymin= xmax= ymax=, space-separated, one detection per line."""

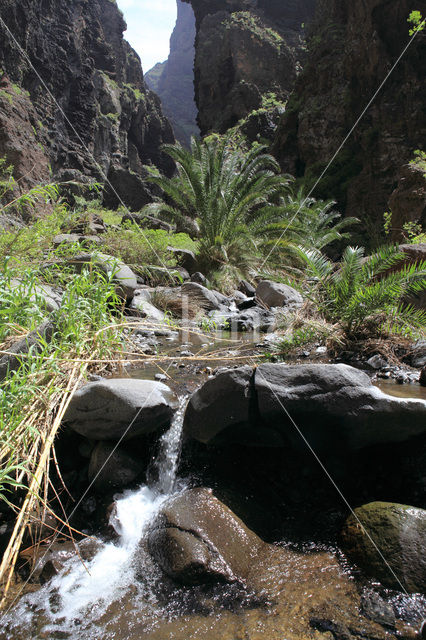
xmin=0 ymin=402 xmax=187 ymax=639
xmin=2 ymin=366 xmax=426 ymax=638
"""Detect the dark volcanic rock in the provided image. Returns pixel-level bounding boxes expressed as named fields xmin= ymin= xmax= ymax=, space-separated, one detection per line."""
xmin=183 ymin=363 xmax=426 ymax=450
xmin=147 ymin=487 xmax=264 ymax=585
xmin=184 ymin=366 xmax=253 ymax=443
xmin=274 ymin=0 xmax=426 ymax=235
xmin=0 ymin=0 xmax=175 ymax=208
xmin=64 ymin=378 xmax=178 ymax=441
xmin=185 ymin=0 xmax=316 ymax=135
xmin=145 ymin=1 xmax=199 ymax=146
xmin=88 ymin=441 xmax=143 ymax=492
xmin=342 ymin=502 xmax=426 ymax=593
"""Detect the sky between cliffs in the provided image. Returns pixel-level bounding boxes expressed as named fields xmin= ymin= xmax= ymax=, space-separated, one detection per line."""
xmin=116 ymin=0 xmax=177 ymax=73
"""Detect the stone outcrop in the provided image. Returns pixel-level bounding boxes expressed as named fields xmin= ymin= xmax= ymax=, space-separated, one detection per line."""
xmin=183 ymin=363 xmax=426 ymax=450
xmin=145 ymin=1 xmax=199 ymax=146
xmin=342 ymin=501 xmax=426 ymax=593
xmin=147 ymin=487 xmax=264 ymax=585
xmin=64 ymin=378 xmax=178 ymax=441
xmin=0 ymin=0 xmax=175 ymax=210
xmin=274 ymin=0 xmax=426 ymax=234
xmin=184 ymin=0 xmax=316 ymax=135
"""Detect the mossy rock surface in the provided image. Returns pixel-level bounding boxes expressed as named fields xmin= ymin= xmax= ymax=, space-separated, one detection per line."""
xmin=342 ymin=501 xmax=426 ymax=593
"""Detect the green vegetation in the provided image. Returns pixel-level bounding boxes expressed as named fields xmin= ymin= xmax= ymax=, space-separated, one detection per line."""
xmin=102 ymin=224 xmax=196 ymax=272
xmin=224 ymin=12 xmax=284 ymax=50
xmin=408 ymin=10 xmax=425 ymax=35
xmin=143 ymin=136 xmax=292 ymax=281
xmin=410 ymin=149 xmax=426 ymax=172
xmin=295 ymin=245 xmax=426 ymax=338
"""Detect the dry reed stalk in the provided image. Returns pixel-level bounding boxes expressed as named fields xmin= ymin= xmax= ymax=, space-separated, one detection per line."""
xmin=0 ymin=362 xmax=87 ymax=607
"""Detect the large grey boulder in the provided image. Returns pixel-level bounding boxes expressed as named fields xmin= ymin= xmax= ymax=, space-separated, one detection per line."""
xmin=66 ymin=253 xmax=137 ymax=300
xmin=183 ymin=363 xmax=426 ymax=450
xmin=0 ymin=321 xmax=55 ymax=381
xmin=255 ymin=363 xmax=426 ymax=451
xmin=236 ymin=307 xmax=275 ymax=332
xmin=64 ymin=378 xmax=178 ymax=440
xmin=341 ymin=502 xmax=426 ymax=593
xmin=181 ymin=281 xmax=222 ymax=310
xmin=147 ymin=488 xmax=264 ymax=585
xmin=184 ymin=367 xmax=253 ymax=443
xmin=10 ymin=279 xmax=61 ymax=313
xmin=130 ymin=297 xmax=166 ymax=324
xmin=256 ymin=280 xmax=303 ymax=310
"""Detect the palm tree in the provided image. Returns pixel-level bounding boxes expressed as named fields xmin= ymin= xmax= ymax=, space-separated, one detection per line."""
xmin=296 ymin=244 xmax=426 ymax=337
xmin=143 ymin=136 xmax=292 ymax=276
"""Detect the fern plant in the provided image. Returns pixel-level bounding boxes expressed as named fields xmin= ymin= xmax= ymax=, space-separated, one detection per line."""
xmin=279 ymin=190 xmax=358 ymax=250
xmin=143 ymin=136 xmax=292 ymax=275
xmin=296 ymin=244 xmax=426 ymax=337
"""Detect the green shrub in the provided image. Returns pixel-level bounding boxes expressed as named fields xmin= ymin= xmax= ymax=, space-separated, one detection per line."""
xmin=296 ymin=245 xmax=426 ymax=338
xmin=101 ymin=225 xmax=196 ymax=269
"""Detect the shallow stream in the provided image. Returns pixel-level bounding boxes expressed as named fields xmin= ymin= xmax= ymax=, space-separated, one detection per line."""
xmin=1 ymin=332 xmax=425 ymax=639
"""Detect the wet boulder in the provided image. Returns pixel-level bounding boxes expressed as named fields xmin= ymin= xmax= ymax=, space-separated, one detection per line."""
xmin=256 ymin=280 xmax=303 ymax=310
xmin=184 ymin=363 xmax=426 ymax=450
xmin=341 ymin=502 xmax=426 ymax=593
xmin=64 ymin=378 xmax=178 ymax=441
xmin=147 ymin=488 xmax=264 ymax=585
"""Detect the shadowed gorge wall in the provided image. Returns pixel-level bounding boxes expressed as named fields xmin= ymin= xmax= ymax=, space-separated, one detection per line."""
xmin=146 ymin=0 xmax=199 ymax=147
xmin=273 ymin=0 xmax=426 ymax=233
xmin=0 ymin=0 xmax=175 ymax=210
xmin=184 ymin=0 xmax=316 ymax=134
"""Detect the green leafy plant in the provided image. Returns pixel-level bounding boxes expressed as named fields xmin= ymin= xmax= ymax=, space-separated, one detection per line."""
xmin=144 ymin=136 xmax=292 ymax=278
xmin=296 ymin=245 xmax=426 ymax=338
xmin=408 ymin=10 xmax=425 ymax=35
xmin=268 ymin=189 xmax=358 ymax=257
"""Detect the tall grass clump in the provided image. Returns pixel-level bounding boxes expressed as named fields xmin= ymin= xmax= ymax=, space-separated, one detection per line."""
xmin=0 ymin=258 xmax=124 ymax=600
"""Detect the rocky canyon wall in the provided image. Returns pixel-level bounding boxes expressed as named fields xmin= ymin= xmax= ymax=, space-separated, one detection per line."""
xmin=184 ymin=0 xmax=316 ymax=135
xmin=146 ymin=1 xmax=199 ymax=147
xmin=0 ymin=0 xmax=175 ymax=211
xmin=273 ymin=0 xmax=426 ymax=234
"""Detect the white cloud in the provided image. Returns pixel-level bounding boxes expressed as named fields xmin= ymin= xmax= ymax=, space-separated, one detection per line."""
xmin=116 ymin=0 xmax=177 ymax=72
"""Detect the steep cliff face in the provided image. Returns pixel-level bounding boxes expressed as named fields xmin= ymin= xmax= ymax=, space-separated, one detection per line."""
xmin=0 ymin=0 xmax=175 ymax=210
xmin=184 ymin=0 xmax=316 ymax=135
xmin=146 ymin=1 xmax=199 ymax=147
xmin=274 ymin=0 xmax=426 ymax=234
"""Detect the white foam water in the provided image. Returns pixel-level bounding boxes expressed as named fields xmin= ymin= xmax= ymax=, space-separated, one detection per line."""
xmin=1 ymin=398 xmax=187 ymax=638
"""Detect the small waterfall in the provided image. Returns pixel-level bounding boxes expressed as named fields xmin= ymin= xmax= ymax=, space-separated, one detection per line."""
xmin=0 ymin=400 xmax=187 ymax=638
xmin=150 ymin=397 xmax=187 ymax=495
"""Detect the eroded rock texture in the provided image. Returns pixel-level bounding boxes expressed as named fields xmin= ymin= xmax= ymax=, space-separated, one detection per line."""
xmin=274 ymin=0 xmax=426 ymax=233
xmin=146 ymin=1 xmax=199 ymax=147
xmin=184 ymin=0 xmax=316 ymax=134
xmin=0 ymin=0 xmax=175 ymax=209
